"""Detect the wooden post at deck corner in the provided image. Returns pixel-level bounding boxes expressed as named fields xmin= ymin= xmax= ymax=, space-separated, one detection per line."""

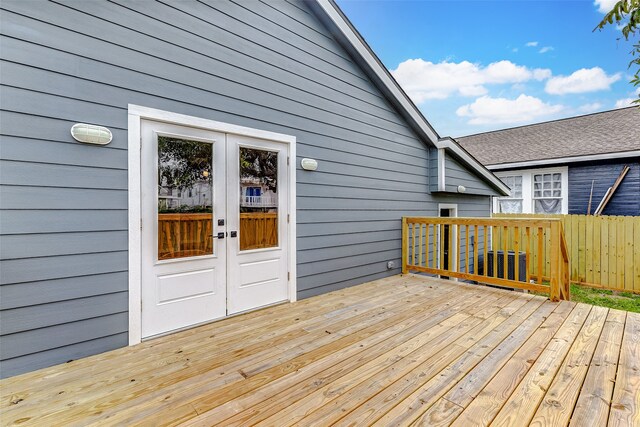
xmin=549 ymin=221 xmax=560 ymax=302
xmin=401 ymin=217 xmax=408 ymax=275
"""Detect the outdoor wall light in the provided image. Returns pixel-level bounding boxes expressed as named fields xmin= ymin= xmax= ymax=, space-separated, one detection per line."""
xmin=70 ymin=123 xmax=113 ymax=145
xmin=301 ymin=158 xmax=318 ymax=171
xmin=457 ymin=185 xmax=466 ymax=193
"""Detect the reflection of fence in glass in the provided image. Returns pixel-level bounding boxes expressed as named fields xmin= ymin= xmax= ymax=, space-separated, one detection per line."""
xmin=158 ymin=213 xmax=213 ymax=260
xmin=240 ymin=212 xmax=278 ymax=250
xmin=158 ymin=212 xmax=278 ymax=258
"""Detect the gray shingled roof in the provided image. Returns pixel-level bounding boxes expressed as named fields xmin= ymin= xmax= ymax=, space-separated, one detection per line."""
xmin=457 ymin=107 xmax=640 ymax=166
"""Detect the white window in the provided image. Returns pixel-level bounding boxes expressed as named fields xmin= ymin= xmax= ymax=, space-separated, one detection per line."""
xmin=533 ymin=172 xmax=563 ymax=214
xmin=496 ymin=175 xmax=523 ymax=213
xmin=494 ymin=167 xmax=568 ymax=214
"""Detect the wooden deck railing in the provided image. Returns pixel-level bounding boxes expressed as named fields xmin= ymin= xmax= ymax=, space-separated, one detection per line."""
xmin=402 ymin=217 xmax=570 ymax=301
xmin=494 ymin=213 xmax=640 ymax=293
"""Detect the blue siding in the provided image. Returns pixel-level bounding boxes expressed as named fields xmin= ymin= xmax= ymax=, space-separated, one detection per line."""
xmin=568 ymin=159 xmax=640 ymax=216
xmin=0 ymin=0 xmax=494 ymax=377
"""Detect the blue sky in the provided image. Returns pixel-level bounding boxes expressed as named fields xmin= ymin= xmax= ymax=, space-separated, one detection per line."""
xmin=337 ymin=0 xmax=638 ymax=137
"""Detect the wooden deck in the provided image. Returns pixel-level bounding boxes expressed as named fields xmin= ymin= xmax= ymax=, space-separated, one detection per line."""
xmin=1 ymin=275 xmax=638 ymax=426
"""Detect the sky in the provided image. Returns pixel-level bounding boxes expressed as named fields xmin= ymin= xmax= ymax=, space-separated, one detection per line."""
xmin=336 ymin=0 xmax=639 ymax=137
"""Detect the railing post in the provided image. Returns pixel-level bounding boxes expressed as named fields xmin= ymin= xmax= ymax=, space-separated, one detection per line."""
xmin=549 ymin=221 xmax=560 ymax=302
xmin=402 ymin=217 xmax=408 ymax=275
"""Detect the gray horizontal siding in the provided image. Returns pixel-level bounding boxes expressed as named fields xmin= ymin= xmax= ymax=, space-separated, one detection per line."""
xmin=0 ymin=272 xmax=128 ymax=310
xmin=0 ymin=210 xmax=128 ymax=235
xmin=0 ymin=313 xmax=128 ymax=359
xmin=568 ymin=160 xmax=640 ymax=216
xmin=0 ymin=333 xmax=128 ymax=379
xmin=0 ymin=0 xmax=493 ymax=377
xmin=444 ymin=153 xmax=499 ymax=196
xmin=1 ymin=292 xmax=128 ymax=335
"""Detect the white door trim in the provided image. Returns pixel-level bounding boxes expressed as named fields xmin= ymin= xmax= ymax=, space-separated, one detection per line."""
xmin=128 ymin=105 xmax=297 ymax=346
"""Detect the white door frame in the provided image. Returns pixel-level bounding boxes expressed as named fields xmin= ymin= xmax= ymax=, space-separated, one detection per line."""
xmin=128 ymin=105 xmax=297 ymax=345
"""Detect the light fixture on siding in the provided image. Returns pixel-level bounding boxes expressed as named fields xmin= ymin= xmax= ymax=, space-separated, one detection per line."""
xmin=457 ymin=185 xmax=466 ymax=193
xmin=300 ymin=158 xmax=318 ymax=171
xmin=70 ymin=123 xmax=113 ymax=145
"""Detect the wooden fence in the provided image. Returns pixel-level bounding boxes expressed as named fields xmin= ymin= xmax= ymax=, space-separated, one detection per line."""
xmin=494 ymin=213 xmax=640 ymax=293
xmin=402 ymin=217 xmax=570 ymax=301
xmin=158 ymin=212 xmax=278 ymax=259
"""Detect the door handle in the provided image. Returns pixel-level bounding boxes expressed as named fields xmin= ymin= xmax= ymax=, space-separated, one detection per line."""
xmin=217 ymin=232 xmax=225 ymax=239
xmin=230 ymin=231 xmax=237 ymax=238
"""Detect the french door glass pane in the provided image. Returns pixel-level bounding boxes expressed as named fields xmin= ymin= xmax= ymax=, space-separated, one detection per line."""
xmin=157 ymin=136 xmax=213 ymax=260
xmin=240 ymin=147 xmax=278 ymax=251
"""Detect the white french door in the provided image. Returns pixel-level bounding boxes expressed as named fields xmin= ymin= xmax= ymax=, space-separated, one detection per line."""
xmin=141 ymin=120 xmax=289 ymax=338
xmin=226 ymin=134 xmax=289 ymax=314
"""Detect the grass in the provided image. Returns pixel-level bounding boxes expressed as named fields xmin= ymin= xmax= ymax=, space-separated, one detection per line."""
xmin=529 ymin=282 xmax=640 ymax=313
xmin=569 ymin=284 xmax=640 ymax=313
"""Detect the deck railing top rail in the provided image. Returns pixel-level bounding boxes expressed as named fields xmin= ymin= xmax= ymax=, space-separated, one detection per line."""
xmin=402 ymin=216 xmax=570 ymax=301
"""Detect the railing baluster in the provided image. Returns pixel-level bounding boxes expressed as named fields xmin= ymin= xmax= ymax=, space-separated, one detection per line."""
xmin=502 ymin=226 xmax=508 ymax=280
xmin=438 ymin=223 xmax=442 ymax=270
xmin=514 ymin=226 xmax=520 ymax=282
xmin=525 ymin=226 xmax=531 ymax=283
xmin=466 ymin=225 xmax=471 ymax=274
xmin=537 ymin=227 xmax=544 ymax=284
xmin=401 ymin=217 xmax=408 ymax=274
xmin=550 ymin=221 xmax=560 ymax=301
xmin=492 ymin=226 xmax=497 ymax=278
xmin=428 ymin=224 xmax=433 ymax=269
xmin=419 ymin=224 xmax=424 ymax=268
xmin=473 ymin=225 xmax=478 ymax=276
xmin=484 ymin=225 xmax=488 ymax=278
xmin=448 ymin=222 xmax=454 ymax=273
xmin=411 ymin=223 xmax=417 ymax=266
xmin=457 ymin=224 xmax=462 ymax=273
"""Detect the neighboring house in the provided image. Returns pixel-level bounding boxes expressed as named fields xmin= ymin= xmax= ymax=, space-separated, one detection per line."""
xmin=240 ymin=178 xmax=277 ymax=210
xmin=0 ymin=0 xmax=507 ymax=378
xmin=458 ymin=107 xmax=640 ymax=216
xmin=158 ymin=180 xmax=212 ymax=210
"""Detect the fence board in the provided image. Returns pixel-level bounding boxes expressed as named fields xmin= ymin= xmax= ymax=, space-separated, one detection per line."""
xmin=494 ymin=213 xmax=640 ymax=293
xmin=635 ymin=218 xmax=640 ymax=290
xmin=593 ymin=216 xmax=601 ymax=286
xmin=601 ymin=218 xmax=609 ymax=288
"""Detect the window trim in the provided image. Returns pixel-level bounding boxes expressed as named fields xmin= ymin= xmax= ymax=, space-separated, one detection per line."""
xmin=494 ymin=166 xmax=568 ymax=214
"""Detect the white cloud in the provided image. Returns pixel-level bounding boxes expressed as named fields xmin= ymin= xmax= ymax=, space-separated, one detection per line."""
xmin=533 ymin=68 xmax=552 ymax=80
xmin=614 ymin=98 xmax=636 ymax=108
xmin=578 ymin=102 xmax=603 ymax=113
xmin=594 ymin=0 xmax=618 ymax=14
xmin=525 ymin=41 xmax=539 ymax=47
xmin=456 ymin=94 xmax=564 ymax=125
xmin=391 ymin=59 xmax=551 ymax=102
xmin=545 ymin=67 xmax=621 ymax=94
xmin=539 ymin=46 xmax=554 ymax=54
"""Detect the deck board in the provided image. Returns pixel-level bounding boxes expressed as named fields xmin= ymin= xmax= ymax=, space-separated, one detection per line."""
xmin=0 ymin=274 xmax=636 ymax=426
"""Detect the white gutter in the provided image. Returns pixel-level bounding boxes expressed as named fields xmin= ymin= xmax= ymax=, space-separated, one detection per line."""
xmin=487 ymin=150 xmax=640 ymax=170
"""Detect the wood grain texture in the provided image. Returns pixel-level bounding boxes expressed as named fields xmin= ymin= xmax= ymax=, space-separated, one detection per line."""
xmin=608 ymin=311 xmax=640 ymax=427
xmin=0 ymin=275 xmax=634 ymax=427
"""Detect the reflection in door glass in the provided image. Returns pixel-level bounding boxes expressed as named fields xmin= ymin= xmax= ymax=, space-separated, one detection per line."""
xmin=157 ymin=136 xmax=213 ymax=260
xmin=240 ymin=147 xmax=278 ymax=250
